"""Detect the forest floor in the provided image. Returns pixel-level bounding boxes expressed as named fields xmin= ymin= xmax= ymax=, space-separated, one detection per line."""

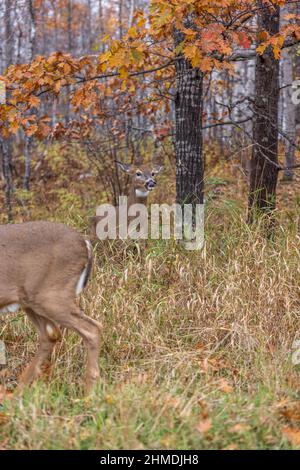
xmin=0 ymin=144 xmax=300 ymax=449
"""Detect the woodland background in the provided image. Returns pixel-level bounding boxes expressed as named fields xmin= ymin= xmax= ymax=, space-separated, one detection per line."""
xmin=1 ymin=0 xmax=300 ymax=450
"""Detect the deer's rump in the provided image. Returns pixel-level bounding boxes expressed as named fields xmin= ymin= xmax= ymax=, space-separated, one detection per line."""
xmin=0 ymin=221 xmax=92 ymax=313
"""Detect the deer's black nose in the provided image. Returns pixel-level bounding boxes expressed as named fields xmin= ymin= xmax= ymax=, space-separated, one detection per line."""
xmin=146 ymin=180 xmax=156 ymax=190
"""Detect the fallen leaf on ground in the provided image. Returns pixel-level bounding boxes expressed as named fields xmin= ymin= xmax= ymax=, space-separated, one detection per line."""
xmin=195 ymin=418 xmax=212 ymax=435
xmin=0 ymin=437 xmax=9 ymax=450
xmin=0 ymin=411 xmax=9 ymax=425
xmin=218 ymin=378 xmax=233 ymax=393
xmin=278 ymin=401 xmax=300 ymax=423
xmin=282 ymin=426 xmax=300 ymax=447
xmin=228 ymin=423 xmax=251 ymax=434
xmin=0 ymin=386 xmax=14 ymax=403
xmin=223 ymin=444 xmax=239 ymax=450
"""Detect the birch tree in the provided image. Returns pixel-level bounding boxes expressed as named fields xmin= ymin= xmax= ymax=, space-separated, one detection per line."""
xmin=248 ymin=1 xmax=280 ymax=221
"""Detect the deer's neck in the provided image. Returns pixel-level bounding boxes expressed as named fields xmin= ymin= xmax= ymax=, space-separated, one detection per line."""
xmin=128 ymin=186 xmax=149 ymax=206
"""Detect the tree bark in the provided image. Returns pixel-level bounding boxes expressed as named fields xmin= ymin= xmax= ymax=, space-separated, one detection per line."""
xmin=118 ymin=0 xmax=123 ymax=40
xmin=64 ymin=0 xmax=73 ymax=125
xmin=0 ymin=140 xmax=13 ymax=222
xmin=282 ymin=47 xmax=296 ymax=181
xmin=23 ymin=0 xmax=37 ymax=191
xmin=280 ymin=2 xmax=296 ymax=181
xmin=0 ymin=0 xmax=13 ymax=221
xmin=248 ymin=2 xmax=280 ymax=221
xmin=294 ymin=2 xmax=300 ymax=132
xmin=174 ymin=27 xmax=204 ymax=214
xmin=294 ymin=52 xmax=300 ymax=131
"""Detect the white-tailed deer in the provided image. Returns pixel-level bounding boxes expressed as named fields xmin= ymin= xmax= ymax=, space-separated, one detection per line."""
xmin=0 ymin=221 xmax=100 ymax=394
xmin=92 ymin=161 xmax=163 ymax=239
xmin=115 ymin=161 xmax=163 ymax=206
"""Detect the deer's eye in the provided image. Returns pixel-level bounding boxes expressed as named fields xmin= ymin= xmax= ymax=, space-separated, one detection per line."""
xmin=136 ymin=171 xmax=143 ymax=177
xmin=151 ymin=171 xmax=156 ymax=177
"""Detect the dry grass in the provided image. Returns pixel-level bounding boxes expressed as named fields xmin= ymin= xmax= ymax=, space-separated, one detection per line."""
xmin=0 ymin=151 xmax=300 ymax=449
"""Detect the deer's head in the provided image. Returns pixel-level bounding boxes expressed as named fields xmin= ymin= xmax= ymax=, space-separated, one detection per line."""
xmin=116 ymin=161 xmax=163 ymax=197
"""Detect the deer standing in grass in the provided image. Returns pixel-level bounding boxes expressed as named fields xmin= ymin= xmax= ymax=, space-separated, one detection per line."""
xmin=93 ymin=161 xmax=163 ymax=239
xmin=0 ymin=221 xmax=100 ymax=394
xmin=115 ymin=161 xmax=163 ymax=205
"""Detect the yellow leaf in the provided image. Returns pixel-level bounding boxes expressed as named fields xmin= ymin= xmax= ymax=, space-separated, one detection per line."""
xmin=128 ymin=27 xmax=138 ymax=39
xmin=119 ymin=67 xmax=129 ymax=79
xmin=29 ymin=95 xmax=40 ymax=108
xmin=101 ymin=34 xmax=110 ymax=43
xmin=10 ymin=121 xmax=19 ymax=134
xmin=99 ymin=51 xmax=111 ymax=64
xmin=257 ymin=43 xmax=267 ymax=55
xmin=54 ymin=81 xmax=61 ymax=93
xmin=183 ymin=44 xmax=202 ymax=68
xmin=137 ymin=17 xmax=145 ymax=28
xmin=63 ymin=63 xmax=72 ymax=75
xmin=273 ymin=45 xmax=281 ymax=60
xmin=121 ymin=80 xmax=127 ymax=92
xmin=109 ymin=49 xmax=127 ymax=68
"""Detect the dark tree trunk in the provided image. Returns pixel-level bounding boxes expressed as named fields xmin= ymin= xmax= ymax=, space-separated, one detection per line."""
xmin=1 ymin=139 xmax=13 ymax=222
xmin=294 ymin=52 xmax=300 ymax=131
xmin=294 ymin=1 xmax=300 ymax=133
xmin=174 ymin=28 xmax=204 ymax=212
xmin=248 ymin=2 xmax=280 ymax=221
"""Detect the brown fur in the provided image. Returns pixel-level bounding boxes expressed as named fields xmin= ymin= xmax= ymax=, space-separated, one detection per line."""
xmin=0 ymin=221 xmax=100 ymax=394
xmin=92 ymin=162 xmax=163 ymax=240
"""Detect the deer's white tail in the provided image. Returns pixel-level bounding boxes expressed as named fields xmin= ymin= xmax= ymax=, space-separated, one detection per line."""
xmin=0 ymin=221 xmax=100 ymax=394
xmin=76 ymin=240 xmax=93 ymax=295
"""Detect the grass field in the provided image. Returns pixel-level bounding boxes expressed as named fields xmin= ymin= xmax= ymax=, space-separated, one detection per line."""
xmin=1 ymin=149 xmax=300 ymax=449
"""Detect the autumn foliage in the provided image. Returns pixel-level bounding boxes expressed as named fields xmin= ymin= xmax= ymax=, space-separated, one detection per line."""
xmin=1 ymin=0 xmax=300 ymax=140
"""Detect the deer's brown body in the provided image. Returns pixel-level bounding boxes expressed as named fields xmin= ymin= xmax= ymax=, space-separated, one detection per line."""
xmin=92 ymin=162 xmax=163 ymax=240
xmin=0 ymin=221 xmax=101 ymax=393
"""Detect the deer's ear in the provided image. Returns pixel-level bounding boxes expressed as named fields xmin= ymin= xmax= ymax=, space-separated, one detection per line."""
xmin=152 ymin=165 xmax=163 ymax=174
xmin=115 ymin=161 xmax=132 ymax=173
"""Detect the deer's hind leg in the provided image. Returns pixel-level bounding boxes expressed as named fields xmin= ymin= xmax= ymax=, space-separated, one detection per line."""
xmin=34 ymin=296 xmax=101 ymax=394
xmin=55 ymin=305 xmax=101 ymax=394
xmin=17 ymin=309 xmax=61 ymax=391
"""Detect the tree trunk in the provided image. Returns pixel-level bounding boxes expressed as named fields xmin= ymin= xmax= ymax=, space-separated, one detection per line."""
xmin=118 ymin=0 xmax=123 ymax=40
xmin=23 ymin=0 xmax=37 ymax=191
xmin=294 ymin=2 xmax=300 ymax=133
xmin=128 ymin=0 xmax=135 ymax=27
xmin=0 ymin=0 xmax=13 ymax=221
xmin=0 ymin=139 xmax=13 ymax=222
xmin=248 ymin=2 xmax=280 ymax=221
xmin=295 ymin=52 xmax=300 ymax=132
xmin=174 ymin=28 xmax=204 ymax=214
xmin=282 ymin=47 xmax=296 ymax=181
xmin=87 ymin=0 xmax=93 ymax=52
xmin=23 ymin=136 xmax=32 ymax=190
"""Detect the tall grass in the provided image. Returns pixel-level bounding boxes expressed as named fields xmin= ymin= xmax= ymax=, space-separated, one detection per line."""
xmin=0 ymin=155 xmax=300 ymax=449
